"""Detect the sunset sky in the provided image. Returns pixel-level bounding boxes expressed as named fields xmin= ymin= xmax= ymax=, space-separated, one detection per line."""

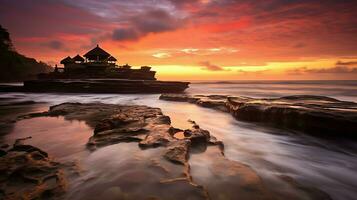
xmin=1 ymin=0 xmax=357 ymax=80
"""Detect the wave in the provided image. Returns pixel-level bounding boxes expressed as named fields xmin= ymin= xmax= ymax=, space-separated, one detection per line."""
xmin=191 ymin=80 xmax=357 ymax=86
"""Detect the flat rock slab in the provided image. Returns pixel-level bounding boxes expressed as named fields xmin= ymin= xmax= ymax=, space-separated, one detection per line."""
xmin=0 ymin=79 xmax=190 ymax=94
xmin=160 ymin=94 xmax=357 ymax=138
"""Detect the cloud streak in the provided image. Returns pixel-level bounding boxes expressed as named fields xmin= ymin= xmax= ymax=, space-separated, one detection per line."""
xmin=112 ymin=9 xmax=183 ymax=41
xmin=43 ymin=40 xmax=65 ymax=50
xmin=287 ymin=66 xmax=357 ymax=75
xmin=199 ymin=61 xmax=227 ymax=71
xmin=336 ymin=60 xmax=357 ymax=67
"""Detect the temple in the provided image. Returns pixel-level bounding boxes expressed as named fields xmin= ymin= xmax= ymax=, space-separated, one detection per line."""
xmin=39 ymin=45 xmax=156 ymax=80
xmin=7 ymin=44 xmax=191 ymax=93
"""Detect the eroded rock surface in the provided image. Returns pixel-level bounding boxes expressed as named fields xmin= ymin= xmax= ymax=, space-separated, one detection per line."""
xmin=21 ymin=103 xmax=279 ymax=199
xmin=160 ymin=94 xmax=357 ymax=138
xmin=0 ymin=142 xmax=67 ymax=200
xmin=14 ymin=102 xmax=334 ymax=199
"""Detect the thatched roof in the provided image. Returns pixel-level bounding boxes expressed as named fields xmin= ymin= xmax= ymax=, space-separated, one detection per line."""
xmin=73 ymin=54 xmax=84 ymax=62
xmin=107 ymin=56 xmax=117 ymax=61
xmin=83 ymin=44 xmax=110 ymax=58
xmin=60 ymin=56 xmax=73 ymax=64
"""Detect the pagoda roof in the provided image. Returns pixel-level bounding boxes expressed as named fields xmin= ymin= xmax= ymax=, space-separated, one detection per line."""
xmin=107 ymin=56 xmax=117 ymax=61
xmin=73 ymin=54 xmax=84 ymax=62
xmin=83 ymin=44 xmax=111 ymax=58
xmin=60 ymin=56 xmax=73 ymax=64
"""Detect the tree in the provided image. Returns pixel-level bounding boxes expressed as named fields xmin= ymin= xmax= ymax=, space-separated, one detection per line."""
xmin=0 ymin=25 xmax=52 ymax=82
xmin=0 ymin=25 xmax=13 ymax=51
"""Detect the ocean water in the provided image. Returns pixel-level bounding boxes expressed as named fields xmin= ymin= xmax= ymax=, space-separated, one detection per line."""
xmin=187 ymin=80 xmax=357 ymax=102
xmin=1 ymin=80 xmax=357 ymax=200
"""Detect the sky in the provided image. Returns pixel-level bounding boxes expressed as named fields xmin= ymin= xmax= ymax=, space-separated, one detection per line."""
xmin=1 ymin=0 xmax=357 ymax=80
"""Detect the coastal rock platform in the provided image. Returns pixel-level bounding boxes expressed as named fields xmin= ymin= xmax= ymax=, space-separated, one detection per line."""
xmin=17 ymin=102 xmax=278 ymax=200
xmin=160 ymin=94 xmax=357 ymax=138
xmin=0 ymin=102 xmax=333 ymax=199
xmin=0 ymin=79 xmax=190 ymax=94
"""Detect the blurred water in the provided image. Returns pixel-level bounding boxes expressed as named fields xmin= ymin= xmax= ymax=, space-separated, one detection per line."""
xmin=1 ymin=80 xmax=357 ymax=199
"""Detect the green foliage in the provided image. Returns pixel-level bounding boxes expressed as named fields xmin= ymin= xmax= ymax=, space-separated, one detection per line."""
xmin=0 ymin=25 xmax=52 ymax=82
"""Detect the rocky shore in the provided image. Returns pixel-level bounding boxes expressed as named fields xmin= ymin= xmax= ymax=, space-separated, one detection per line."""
xmin=0 ymin=79 xmax=190 ymax=94
xmin=22 ymin=103 xmax=273 ymax=199
xmin=0 ymin=102 xmax=333 ymax=199
xmin=160 ymin=94 xmax=357 ymax=138
xmin=0 ymin=138 xmax=78 ymax=199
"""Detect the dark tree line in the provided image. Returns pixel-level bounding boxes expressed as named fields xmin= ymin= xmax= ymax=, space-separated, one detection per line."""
xmin=0 ymin=25 xmax=52 ymax=82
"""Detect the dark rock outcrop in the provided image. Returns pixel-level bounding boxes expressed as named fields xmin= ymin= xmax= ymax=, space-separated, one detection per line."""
xmin=0 ymin=142 xmax=67 ymax=200
xmin=32 ymin=103 xmax=221 ymax=163
xmin=0 ymin=79 xmax=190 ymax=94
xmin=160 ymin=94 xmax=228 ymax=111
xmin=160 ymin=94 xmax=357 ymax=138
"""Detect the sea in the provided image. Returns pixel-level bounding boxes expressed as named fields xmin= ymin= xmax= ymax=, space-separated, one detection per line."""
xmin=1 ymin=80 xmax=357 ymax=200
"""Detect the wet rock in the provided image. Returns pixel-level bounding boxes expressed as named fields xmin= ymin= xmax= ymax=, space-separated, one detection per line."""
xmin=184 ymin=127 xmax=210 ymax=145
xmin=22 ymin=102 xmax=296 ymax=200
xmin=160 ymin=94 xmax=357 ymax=139
xmin=10 ymin=144 xmax=49 ymax=158
xmin=40 ymin=103 xmax=215 ymax=199
xmin=88 ymin=127 xmax=147 ymax=148
xmin=190 ymin=146 xmax=275 ymax=200
xmin=13 ymin=136 xmax=32 ymax=146
xmin=164 ymin=140 xmax=190 ymax=164
xmin=0 ymin=143 xmax=66 ymax=200
xmin=0 ymin=79 xmax=190 ymax=94
xmin=138 ymin=126 xmax=174 ymax=148
xmin=28 ymin=103 xmax=225 ymax=165
xmin=159 ymin=94 xmax=199 ymax=102
xmin=160 ymin=94 xmax=227 ymax=111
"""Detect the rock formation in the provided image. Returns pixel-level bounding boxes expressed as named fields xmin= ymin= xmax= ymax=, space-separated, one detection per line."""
xmin=19 ymin=102 xmax=278 ymax=200
xmin=160 ymin=94 xmax=357 ymax=138
xmin=0 ymin=79 xmax=190 ymax=94
xmin=33 ymin=103 xmax=226 ymax=165
xmin=3 ymin=102 xmax=333 ymax=199
xmin=0 ymin=141 xmax=67 ymax=199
